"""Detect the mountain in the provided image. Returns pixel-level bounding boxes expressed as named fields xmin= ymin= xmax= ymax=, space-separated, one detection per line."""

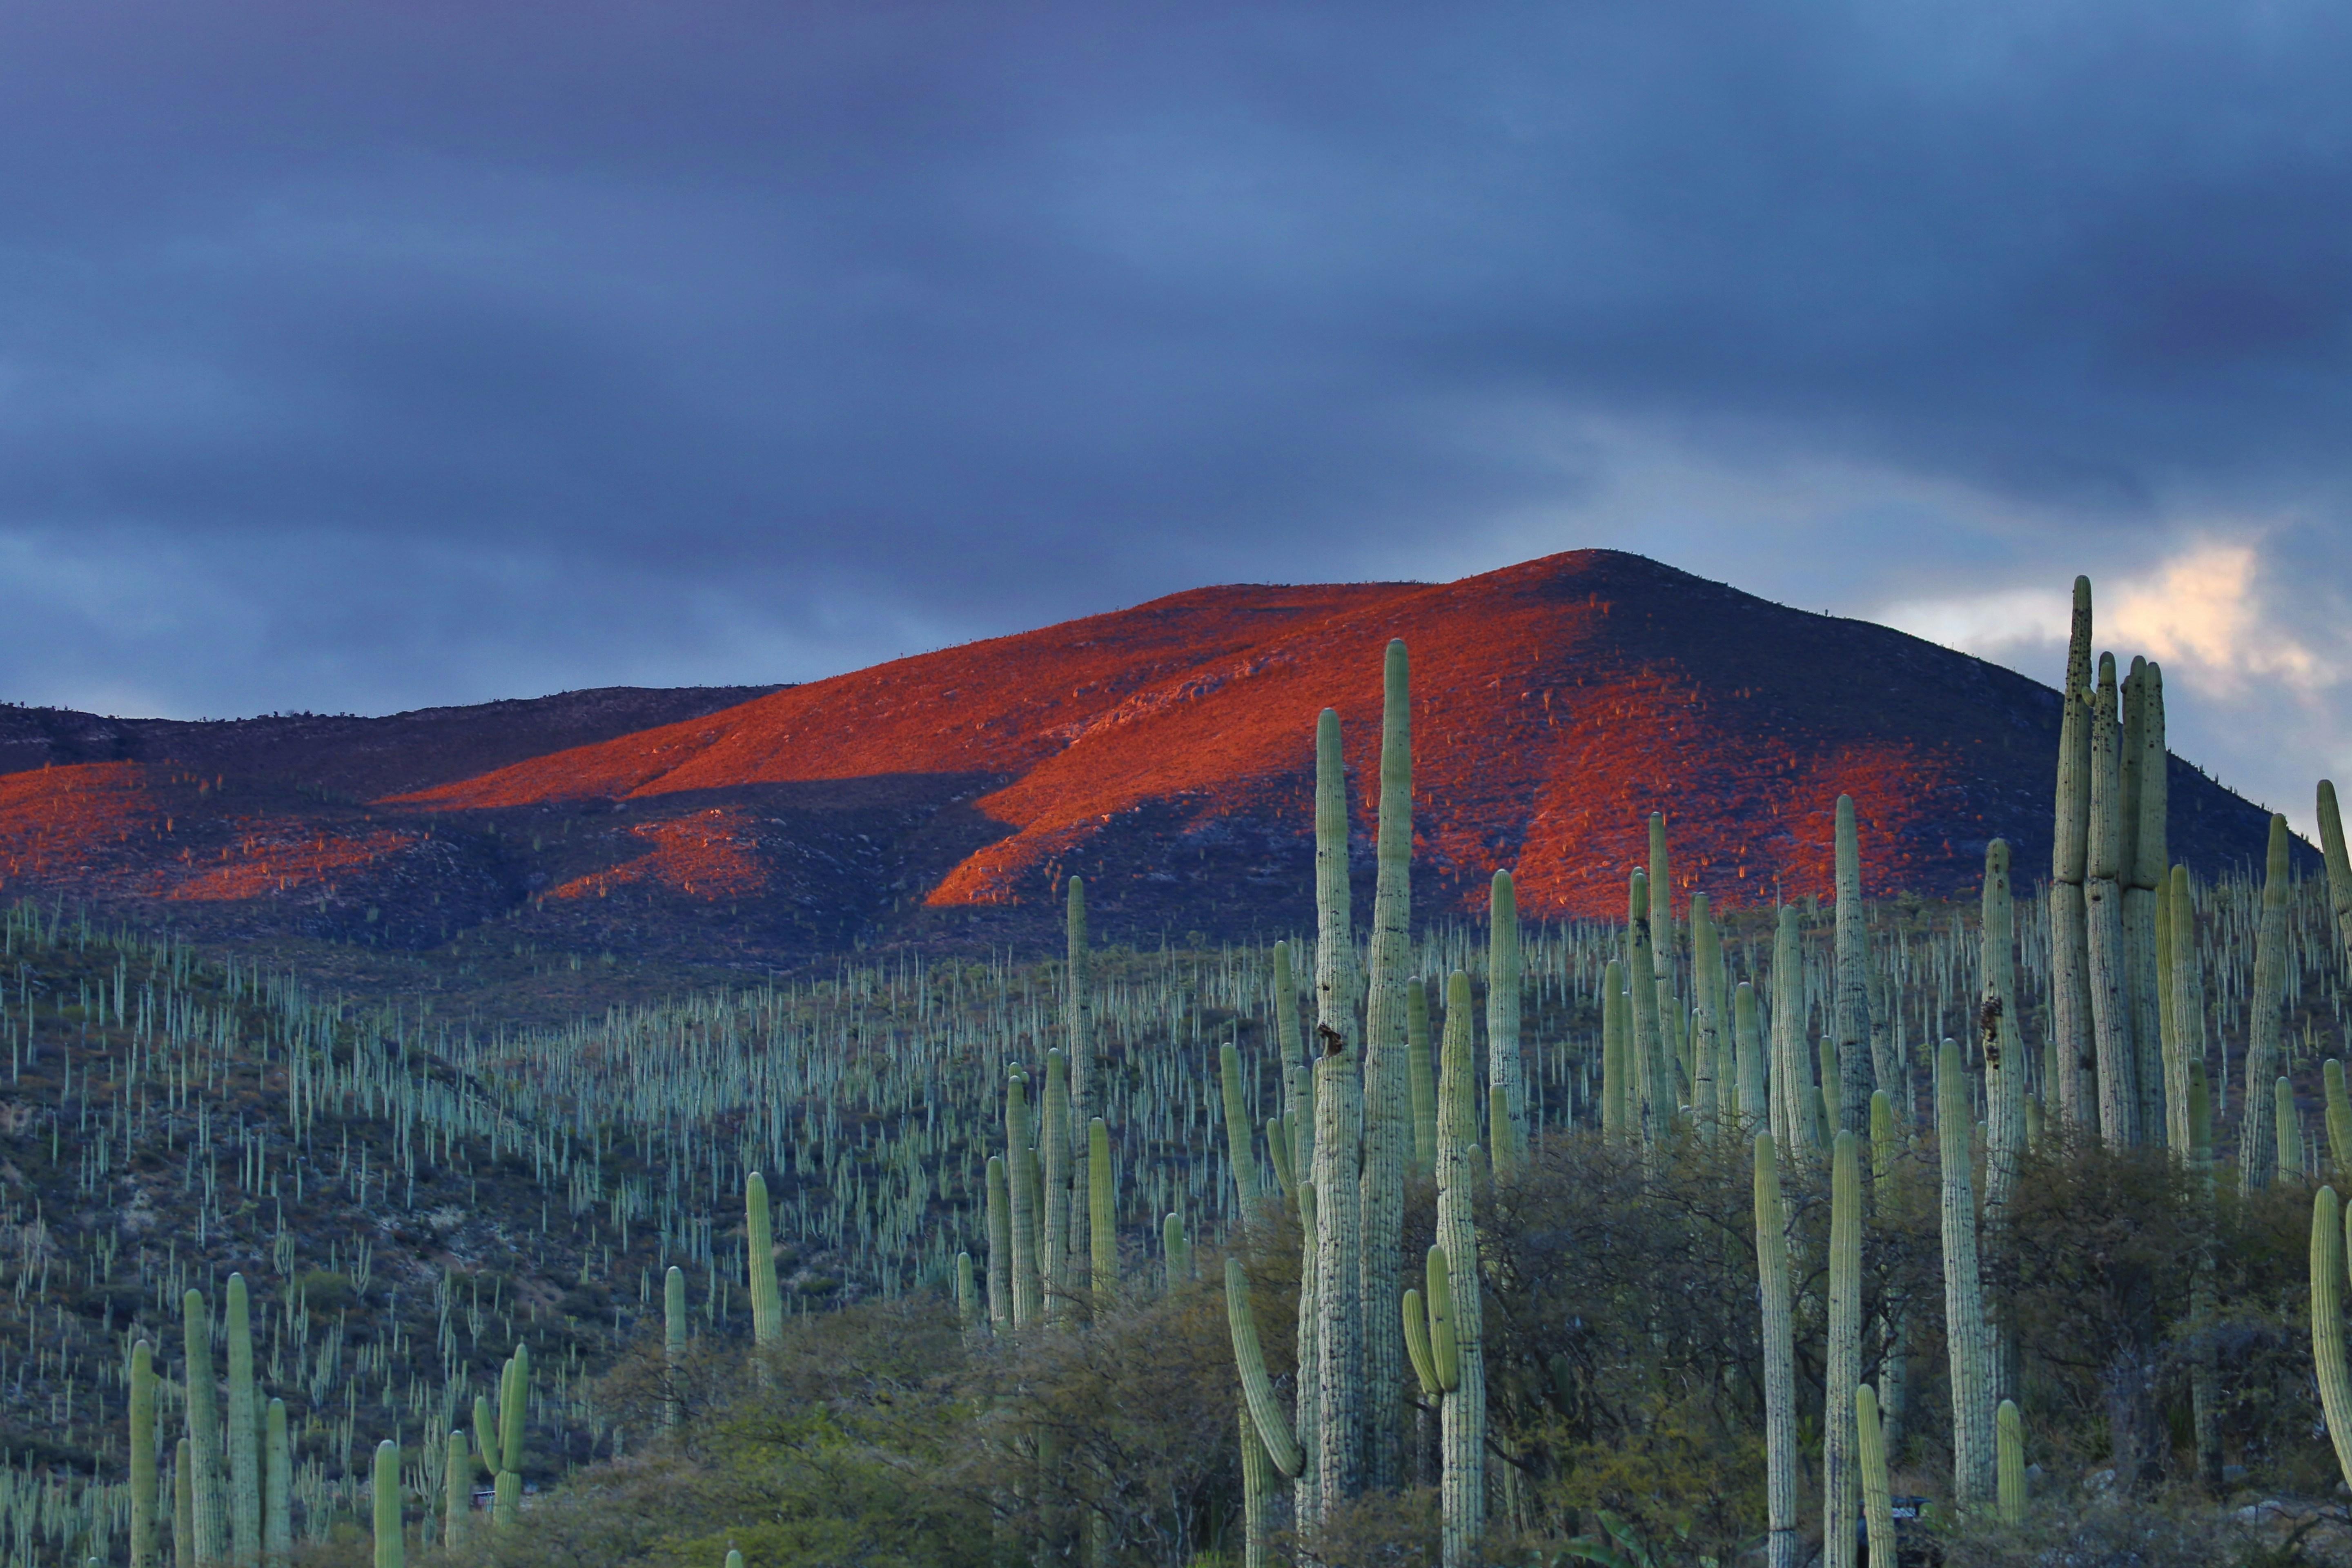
xmin=0 ymin=552 xmax=2287 ymax=966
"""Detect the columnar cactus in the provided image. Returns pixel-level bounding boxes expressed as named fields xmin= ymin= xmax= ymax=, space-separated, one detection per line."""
xmin=1238 ymin=1401 xmax=1273 ymax=1568
xmin=1981 ymin=840 xmax=2022 ymax=1221
xmin=1628 ymin=873 xmax=1666 ymax=1144
xmin=2278 ymin=1078 xmax=2304 ymax=1178
xmin=2243 ymin=814 xmax=2292 ymax=1189
xmin=1163 ymin=1212 xmax=1190 ymax=1288
xmin=2312 ymin=1186 xmax=2352 ymax=1491
xmin=2050 ymin=575 xmax=2096 ymax=1131
xmin=1360 ymin=637 xmax=1414 ymax=1488
xmin=1312 ymin=707 xmax=1357 ymax=1058
xmin=1312 ymin=1031 xmax=1363 ymax=1506
xmin=264 ymin=1398 xmax=289 ymax=1566
xmin=176 ymin=1439 xmax=192 ymax=1568
xmin=666 ymin=1265 xmax=689 ymax=1419
xmin=1089 ymin=1119 xmax=1117 ymax=1294
xmin=1734 ymin=980 xmax=1767 ymax=1129
xmin=2087 ymin=653 xmax=2138 ymax=1147
xmin=1221 ymin=1042 xmax=1259 ymax=1207
xmin=442 ymin=1433 xmax=469 ymax=1553
xmin=1067 ymin=874 xmax=1092 ymax=1278
xmin=1488 ymin=870 xmax=1526 ymax=1158
xmin=1007 ymin=1073 xmax=1042 ymax=1325
xmin=1408 ymin=977 xmax=1437 ymax=1173
xmin=985 ymin=1156 xmax=1012 ymax=1330
xmin=2321 ymin=781 xmax=2352 ymax=967
xmin=131 ymin=1339 xmax=157 ymax=1568
xmin=495 ymin=1345 xmax=528 ymax=1529
xmin=1754 ymin=1134 xmax=1797 ymax=1568
xmin=2169 ymin=865 xmax=2205 ymax=1157
xmin=1435 ymin=970 xmax=1485 ymax=1568
xmin=1294 ymin=1179 xmax=1321 ymax=1527
xmin=1832 ymin=795 xmax=1873 ymax=1135
xmin=371 ymin=1440 xmax=401 ymax=1568
xmin=1824 ymin=1130 xmax=1862 ymax=1568
xmin=2326 ymin=1063 xmax=2352 ymax=1182
xmin=1690 ymin=891 xmax=1722 ymax=1140
xmin=1997 ymin=1399 xmax=2027 ymax=1525
xmin=1869 ymin=1090 xmax=1907 ymax=1454
xmin=226 ymin=1274 xmax=259 ymax=1568
xmin=1938 ymin=1040 xmax=1995 ymax=1505
xmin=1772 ymin=905 xmax=1819 ymax=1152
xmin=1855 ymin=1384 xmax=1895 ymax=1568
xmin=746 ymin=1172 xmax=782 ymax=1348
xmin=1600 ymin=961 xmax=1627 ymax=1142
xmin=184 ymin=1290 xmax=224 ymax=1568
xmin=2126 ymin=661 xmax=2169 ymax=1144
xmin=1042 ymin=1050 xmax=1073 ymax=1318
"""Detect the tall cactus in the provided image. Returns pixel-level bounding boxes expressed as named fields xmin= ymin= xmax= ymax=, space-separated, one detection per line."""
xmin=1997 ymin=1400 xmax=2027 ymax=1525
xmin=1220 ymin=1042 xmax=1260 ymax=1208
xmin=1772 ymin=905 xmax=1819 ymax=1152
xmin=2279 ymin=1077 xmax=2305 ymax=1177
xmin=2314 ymin=1185 xmax=2352 ymax=1492
xmin=1734 ymin=980 xmax=1767 ymax=1128
xmin=1225 ymin=1256 xmax=1304 ymax=1481
xmin=2326 ymin=1063 xmax=2352 ymax=1183
xmin=746 ymin=1172 xmax=782 ymax=1349
xmin=1067 ymin=874 xmax=1093 ymax=1287
xmin=1938 ymin=1040 xmax=1995 ymax=1505
xmin=131 ymin=1339 xmax=158 ymax=1568
xmin=1629 ymin=873 xmax=1666 ymax=1143
xmin=2321 ymin=780 xmax=2352 ymax=968
xmin=1435 ymin=970 xmax=1485 ymax=1568
xmin=1600 ymin=961 xmax=1627 ymax=1142
xmin=1832 ymin=795 xmax=1873 ymax=1135
xmin=441 ymin=1432 xmax=469 ymax=1555
xmin=371 ymin=1440 xmax=401 ymax=1568
xmin=1869 ymin=1091 xmax=1908 ymax=1455
xmin=666 ymin=1266 xmax=690 ymax=1418
xmin=1360 ymin=637 xmax=1414 ymax=1488
xmin=1007 ymin=1072 xmax=1042 ymax=1325
xmin=2127 ymin=661 xmax=2169 ymax=1144
xmin=1488 ymin=870 xmax=1526 ymax=1159
xmin=265 ymin=1400 xmax=289 ymax=1566
xmin=2050 ymin=575 xmax=2096 ymax=1131
xmin=2087 ymin=653 xmax=2138 ymax=1146
xmin=184 ymin=1289 xmax=224 ymax=1568
xmin=1690 ymin=891 xmax=1722 ymax=1140
xmin=2169 ymin=865 xmax=2205 ymax=1158
xmin=226 ymin=1274 xmax=259 ymax=1568
xmin=1089 ymin=1119 xmax=1117 ymax=1294
xmin=1312 ymin=706 xmax=1357 ymax=1059
xmin=1980 ymin=840 xmax=2022 ymax=1407
xmin=1856 ymin=1384 xmax=1896 ymax=1568
xmin=495 ymin=1344 xmax=528 ymax=1529
xmin=1293 ymin=1179 xmax=1321 ymax=1528
xmin=1312 ymin=1029 xmax=1363 ymax=1507
xmin=1042 ymin=1049 xmax=1073 ymax=1319
xmin=2243 ymin=814 xmax=2292 ymax=1189
xmin=1408 ymin=977 xmax=1438 ymax=1173
xmin=985 ymin=1156 xmax=1012 ymax=1330
xmin=1754 ymin=1134 xmax=1797 ymax=1568
xmin=176 ymin=1440 xmax=192 ymax=1568
xmin=1824 ymin=1130 xmax=1862 ymax=1568
xmin=1238 ymin=1401 xmax=1274 ymax=1568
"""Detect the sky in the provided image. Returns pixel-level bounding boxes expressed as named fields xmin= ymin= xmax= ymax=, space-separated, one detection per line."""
xmin=0 ymin=2 xmax=2348 ymax=829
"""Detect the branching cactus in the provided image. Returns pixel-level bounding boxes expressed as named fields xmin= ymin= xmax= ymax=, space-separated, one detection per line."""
xmin=1042 ymin=1050 xmax=1073 ymax=1319
xmin=1629 ymin=872 xmax=1666 ymax=1144
xmin=1312 ymin=1030 xmax=1363 ymax=1508
xmin=1755 ymin=1134 xmax=1798 ymax=1568
xmin=2050 ymin=575 xmax=2096 ymax=1131
xmin=1223 ymin=1256 xmax=1303 ymax=1481
xmin=1690 ymin=891 xmax=1722 ymax=1141
xmin=1773 ymin=905 xmax=1819 ymax=1153
xmin=2321 ymin=781 xmax=2352 ymax=969
xmin=2244 ymin=814 xmax=2292 ymax=1189
xmin=1434 ymin=970 xmax=1485 ymax=1568
xmin=1312 ymin=707 xmax=1357 ymax=1058
xmin=1870 ymin=1091 xmax=1909 ymax=1454
xmin=494 ymin=1345 xmax=528 ymax=1529
xmin=1007 ymin=1072 xmax=1042 ymax=1325
xmin=985 ymin=1156 xmax=1012 ymax=1330
xmin=2127 ymin=660 xmax=2169 ymax=1145
xmin=1735 ymin=980 xmax=1767 ymax=1129
xmin=442 ymin=1433 xmax=469 ymax=1555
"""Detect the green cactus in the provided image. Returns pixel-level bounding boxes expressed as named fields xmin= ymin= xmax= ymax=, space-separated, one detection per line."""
xmin=2050 ymin=575 xmax=2096 ymax=1133
xmin=2279 ymin=1077 xmax=2305 ymax=1178
xmin=1690 ymin=891 xmax=1722 ymax=1140
xmin=2244 ymin=814 xmax=2292 ymax=1189
xmin=1067 ymin=873 xmax=1093 ymax=1281
xmin=1819 ymin=1036 xmax=1840 ymax=1154
xmin=184 ymin=1289 xmax=224 ymax=1568
xmin=1089 ymin=1118 xmax=1117 ymax=1295
xmin=986 ymin=1155 xmax=1012 ymax=1329
xmin=2087 ymin=652 xmax=2138 ymax=1147
xmin=2321 ymin=781 xmax=2352 ymax=967
xmin=1163 ymin=1212 xmax=1190 ymax=1289
xmin=1982 ymin=840 xmax=2022 ymax=1215
xmin=372 ymin=1439 xmax=401 ymax=1568
xmin=1824 ymin=1130 xmax=1861 ymax=1568
xmin=131 ymin=1339 xmax=158 ymax=1568
xmin=2326 ymin=1063 xmax=2352 ymax=1182
xmin=1997 ymin=1399 xmax=2027 ymax=1526
xmin=1772 ymin=905 xmax=1819 ymax=1152
xmin=955 ymin=1252 xmax=979 ymax=1334
xmin=226 ymin=1274 xmax=258 ymax=1568
xmin=1223 ymin=1256 xmax=1303 ymax=1480
xmin=2169 ymin=865 xmax=2205 ymax=1158
xmin=746 ymin=1172 xmax=782 ymax=1348
xmin=2314 ymin=1186 xmax=2352 ymax=1492
xmin=264 ymin=1399 xmax=289 ymax=1567
xmin=1360 ymin=637 xmax=1414 ymax=1490
xmin=1488 ymin=869 xmax=1526 ymax=1159
xmin=1294 ymin=1178 xmax=1322 ymax=1528
xmin=495 ymin=1345 xmax=528 ymax=1529
xmin=1267 ymin=1113 xmax=1296 ymax=1201
xmin=1220 ymin=1042 xmax=1259 ymax=1207
xmin=1312 ymin=706 xmax=1357 ymax=1059
xmin=1628 ymin=872 xmax=1666 ymax=1144
xmin=1734 ymin=980 xmax=1766 ymax=1129
xmin=1870 ymin=1090 xmax=1908 ymax=1456
xmin=1436 ymin=969 xmax=1485 ymax=1568
xmin=1408 ymin=976 xmax=1437 ymax=1173
xmin=1754 ymin=1134 xmax=1797 ymax=1568
xmin=1238 ymin=1400 xmax=1273 ymax=1568
xmin=176 ymin=1439 xmax=192 ymax=1568
xmin=442 ymin=1432 xmax=470 ymax=1553
xmin=1007 ymin=1072 xmax=1041 ymax=1325
xmin=1312 ymin=1026 xmax=1363 ymax=1506
xmin=1938 ymin=1040 xmax=1994 ymax=1505
xmin=1042 ymin=1049 xmax=1073 ymax=1319
xmin=666 ymin=1265 xmax=690 ymax=1417
xmin=2129 ymin=660 xmax=2169 ymax=1146
xmin=473 ymin=1396 xmax=496 ymax=1486
xmin=1832 ymin=795 xmax=1873 ymax=1136
xmin=1600 ymin=960 xmax=1628 ymax=1142
xmin=1855 ymin=1384 xmax=1895 ymax=1568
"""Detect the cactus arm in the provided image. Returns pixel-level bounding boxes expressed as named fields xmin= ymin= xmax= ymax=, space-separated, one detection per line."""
xmin=1938 ymin=1040 xmax=1995 ymax=1504
xmin=1996 ymin=1399 xmax=2027 ymax=1525
xmin=500 ymin=1345 xmax=528 ymax=1476
xmin=1221 ymin=1042 xmax=1260 ymax=1206
xmin=371 ymin=1439 xmax=403 ymax=1568
xmin=1402 ymin=1289 xmax=1441 ymax=1398
xmin=746 ymin=1172 xmax=782 ymax=1348
xmin=1424 ymin=1245 xmax=1458 ymax=1392
xmin=1223 ymin=1256 xmax=1304 ymax=1479
xmin=1856 ymin=1384 xmax=1896 ymax=1568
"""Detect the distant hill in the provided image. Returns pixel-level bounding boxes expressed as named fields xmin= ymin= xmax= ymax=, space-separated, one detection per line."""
xmin=0 ymin=552 xmax=2289 ymax=964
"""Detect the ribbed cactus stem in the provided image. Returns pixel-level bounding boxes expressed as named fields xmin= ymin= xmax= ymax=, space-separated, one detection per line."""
xmin=1690 ymin=891 xmax=1721 ymax=1140
xmin=2327 ymin=1064 xmax=2352 ymax=1183
xmin=1772 ymin=905 xmax=1818 ymax=1152
xmin=1981 ymin=840 xmax=2022 ymax=1218
xmin=1824 ymin=1130 xmax=1861 ymax=1568
xmin=1648 ymin=810 xmax=1675 ymax=1009
xmin=1312 ymin=707 xmax=1357 ymax=1058
xmin=226 ymin=1274 xmax=258 ymax=1568
xmin=1007 ymin=1072 xmax=1042 ymax=1325
xmin=1436 ymin=970 xmax=1485 ymax=1568
xmin=2087 ymin=653 xmax=2138 ymax=1147
xmin=472 ymin=1396 xmax=495 ymax=1486
xmin=264 ymin=1398 xmax=289 ymax=1567
xmin=665 ymin=1265 xmax=689 ymax=1417
xmin=955 ymin=1252 xmax=979 ymax=1333
xmin=496 ymin=1343 xmax=528 ymax=1528
xmin=131 ymin=1339 xmax=157 ymax=1568
xmin=2127 ymin=660 xmax=2169 ymax=1145
xmin=184 ymin=1290 xmax=224 ymax=1568
xmin=1089 ymin=1118 xmax=1117 ymax=1294
xmin=1223 ymin=1256 xmax=1303 ymax=1479
xmin=1293 ymin=1179 xmax=1321 ymax=1528
xmin=2050 ymin=575 xmax=2096 ymax=1131
xmin=1163 ymin=1212 xmax=1190 ymax=1288
xmin=441 ymin=1433 xmax=469 ymax=1554
xmin=1629 ymin=873 xmax=1666 ymax=1143
xmin=1600 ymin=961 xmax=1627 ymax=1141
xmin=1312 ymin=1038 xmax=1363 ymax=1506
xmin=1734 ymin=981 xmax=1766 ymax=1128
xmin=2243 ymin=815 xmax=2292 ymax=1189
xmin=1488 ymin=869 xmax=1526 ymax=1157
xmin=175 ymin=1439 xmax=192 ymax=1568
xmin=1938 ymin=1040 xmax=1995 ymax=1506
xmin=1997 ymin=1399 xmax=2027 ymax=1526
xmin=1067 ymin=873 xmax=1093 ymax=1276
xmin=1856 ymin=1384 xmax=1895 ymax=1568
xmin=1832 ymin=795 xmax=1873 ymax=1135
xmin=1220 ymin=1041 xmax=1260 ymax=1207
xmin=1405 ymin=976 xmax=1437 ymax=1172
xmin=1239 ymin=1401 xmax=1272 ymax=1568
xmin=746 ymin=1172 xmax=782 ymax=1348
xmin=2322 ymin=781 xmax=2352 ymax=969
xmin=985 ymin=1156 xmax=1012 ymax=1329
xmin=371 ymin=1440 xmax=401 ymax=1568
xmin=1869 ymin=1090 xmax=1908 ymax=1454
xmin=2170 ymin=865 xmax=2205 ymax=1158
xmin=1358 ymin=637 xmax=1413 ymax=1490
xmin=2279 ymin=1077 xmax=2305 ymax=1178
xmin=1754 ymin=1134 xmax=1797 ymax=1568
xmin=1042 ymin=1049 xmax=1072 ymax=1319
xmin=2313 ymin=1186 xmax=2352 ymax=1491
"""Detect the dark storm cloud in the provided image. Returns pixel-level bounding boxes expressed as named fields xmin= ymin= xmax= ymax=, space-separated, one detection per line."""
xmin=0 ymin=0 xmax=2348 ymax=724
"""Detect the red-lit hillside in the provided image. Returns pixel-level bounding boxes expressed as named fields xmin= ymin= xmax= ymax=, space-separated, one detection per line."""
xmin=0 ymin=552 xmax=2287 ymax=962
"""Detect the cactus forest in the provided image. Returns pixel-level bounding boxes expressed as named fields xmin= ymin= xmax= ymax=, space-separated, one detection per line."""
xmin=3 ymin=577 xmax=2352 ymax=1565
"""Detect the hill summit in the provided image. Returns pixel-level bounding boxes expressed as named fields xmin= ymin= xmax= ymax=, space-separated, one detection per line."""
xmin=0 ymin=551 xmax=2281 ymax=964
